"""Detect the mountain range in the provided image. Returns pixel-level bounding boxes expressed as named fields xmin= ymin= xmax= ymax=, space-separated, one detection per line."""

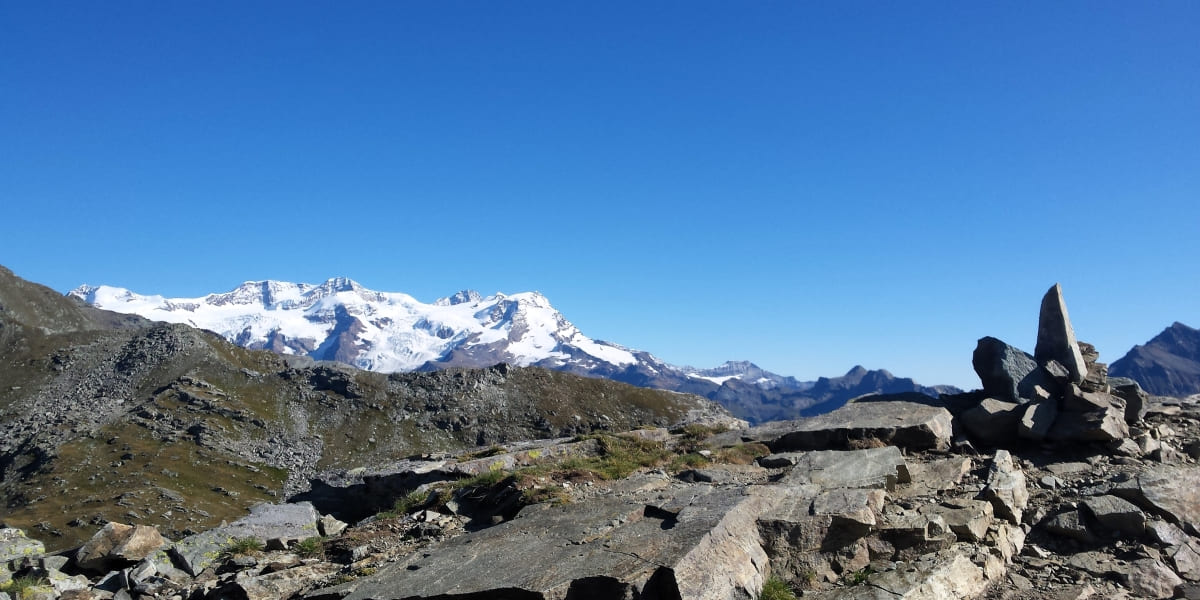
xmin=1111 ymin=321 xmax=1200 ymax=398
xmin=0 ymin=264 xmax=737 ymax=548
xmin=70 ymin=278 xmax=959 ymax=423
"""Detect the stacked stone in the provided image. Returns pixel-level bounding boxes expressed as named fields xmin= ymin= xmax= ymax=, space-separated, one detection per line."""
xmin=965 ymin=284 xmax=1142 ymax=446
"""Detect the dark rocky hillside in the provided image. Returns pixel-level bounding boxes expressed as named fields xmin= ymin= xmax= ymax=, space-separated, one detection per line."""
xmin=1111 ymin=322 xmax=1200 ymax=398
xmin=0 ymin=266 xmax=739 ymax=550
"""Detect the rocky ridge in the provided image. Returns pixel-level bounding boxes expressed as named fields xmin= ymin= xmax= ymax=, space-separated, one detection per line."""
xmin=1111 ymin=322 xmax=1200 ymax=399
xmin=70 ymin=279 xmax=958 ymax=424
xmin=0 ymin=266 xmax=739 ymax=550
xmin=3 ymin=282 xmax=1199 ymax=600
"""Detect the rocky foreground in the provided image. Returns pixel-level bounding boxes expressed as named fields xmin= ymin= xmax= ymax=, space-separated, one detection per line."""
xmin=4 ymin=283 xmax=1199 ymax=600
xmin=2 ymin=389 xmax=1198 ymax=600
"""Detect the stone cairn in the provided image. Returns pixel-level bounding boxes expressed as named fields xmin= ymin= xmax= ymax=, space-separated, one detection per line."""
xmin=965 ymin=283 xmax=1149 ymax=452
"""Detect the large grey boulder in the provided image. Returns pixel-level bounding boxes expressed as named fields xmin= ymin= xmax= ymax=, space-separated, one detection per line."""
xmin=972 ymin=337 xmax=1039 ymax=401
xmin=1034 ymin=283 xmax=1088 ymax=384
xmin=74 ymin=522 xmax=167 ymax=573
xmin=1081 ymin=495 xmax=1146 ymax=538
xmin=960 ymin=398 xmax=1022 ymax=445
xmin=1047 ymin=405 xmax=1129 ymax=443
xmin=343 ymin=485 xmax=777 ymax=600
xmin=0 ymin=528 xmax=44 ymax=562
xmin=744 ymin=399 xmax=954 ymax=452
xmin=170 ymin=502 xmax=320 ymax=576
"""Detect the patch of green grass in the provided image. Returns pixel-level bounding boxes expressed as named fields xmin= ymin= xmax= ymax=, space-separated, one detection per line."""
xmin=377 ymin=488 xmax=434 ymax=518
xmin=294 ymin=537 xmax=324 ymax=558
xmin=843 ymin=567 xmax=873 ymax=586
xmin=670 ymin=452 xmax=711 ymax=471
xmin=674 ymin=423 xmax=729 ymax=440
xmin=521 ymin=485 xmax=572 ymax=506
xmin=555 ymin=434 xmax=673 ymax=480
xmin=713 ymin=443 xmax=771 ymax=465
xmin=759 ymin=576 xmax=797 ymax=600
xmin=461 ymin=445 xmax=507 ymax=460
xmin=1 ymin=575 xmax=49 ymax=598
xmin=453 ymin=469 xmax=509 ymax=491
xmin=224 ymin=537 xmax=264 ymax=557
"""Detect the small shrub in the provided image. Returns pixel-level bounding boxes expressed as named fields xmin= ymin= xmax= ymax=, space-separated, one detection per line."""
xmin=759 ymin=576 xmax=797 ymax=600
xmin=224 ymin=537 xmax=263 ymax=556
xmin=294 ymin=537 xmax=324 ymax=558
xmin=391 ymin=489 xmax=432 ymax=514
xmin=1 ymin=575 xmax=49 ymax=598
xmin=843 ymin=567 xmax=873 ymax=586
xmin=521 ymin=485 xmax=571 ymax=506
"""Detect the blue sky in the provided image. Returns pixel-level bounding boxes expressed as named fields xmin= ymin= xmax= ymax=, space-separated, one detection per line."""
xmin=2 ymin=2 xmax=1197 ymax=389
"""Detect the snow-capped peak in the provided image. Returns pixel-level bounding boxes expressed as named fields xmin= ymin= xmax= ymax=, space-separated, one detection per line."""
xmin=68 ymin=280 xmax=636 ymax=372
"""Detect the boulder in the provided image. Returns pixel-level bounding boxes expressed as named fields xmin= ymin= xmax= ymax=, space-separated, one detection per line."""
xmin=1170 ymin=542 xmax=1200 ymax=581
xmin=1048 ymin=405 xmax=1129 ymax=443
xmin=209 ymin=563 xmax=339 ymax=600
xmin=0 ymin=528 xmax=44 ymax=562
xmin=171 ymin=502 xmax=321 ymax=576
xmin=802 ymin=550 xmax=990 ymax=600
xmin=920 ymin=499 xmax=994 ymax=542
xmin=877 ymin=513 xmax=956 ymax=559
xmin=1034 ymin=283 xmax=1088 ymax=384
xmin=342 ymin=485 xmax=777 ymax=600
xmin=1110 ymin=379 xmax=1150 ymax=424
xmin=777 ymin=446 xmax=911 ymax=491
xmin=1017 ymin=399 xmax=1057 ymax=441
xmin=74 ymin=522 xmax=167 ymax=573
xmin=1111 ymin=466 xmax=1200 ymax=534
xmin=900 ymin=457 xmax=972 ymax=497
xmin=972 ymin=337 xmax=1039 ymax=401
xmin=318 ymin=515 xmax=347 ymax=537
xmin=744 ymin=399 xmax=954 ymax=452
xmin=961 ymin=398 xmax=1022 ymax=445
xmin=1044 ymin=509 xmax=1101 ymax=544
xmin=1080 ymin=495 xmax=1146 ymax=538
xmin=981 ymin=450 xmax=1028 ymax=524
xmin=1126 ymin=559 xmax=1185 ymax=599
xmin=1062 ymin=384 xmax=1114 ymax=412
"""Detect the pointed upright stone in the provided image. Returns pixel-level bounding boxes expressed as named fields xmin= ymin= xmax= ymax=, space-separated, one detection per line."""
xmin=1034 ymin=283 xmax=1088 ymax=384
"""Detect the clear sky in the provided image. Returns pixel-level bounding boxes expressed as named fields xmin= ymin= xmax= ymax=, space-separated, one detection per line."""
xmin=2 ymin=3 xmax=1197 ymax=389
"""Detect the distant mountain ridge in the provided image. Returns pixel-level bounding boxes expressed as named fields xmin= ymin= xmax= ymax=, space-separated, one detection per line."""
xmin=1110 ymin=321 xmax=1200 ymax=397
xmin=71 ymin=278 xmax=958 ymax=422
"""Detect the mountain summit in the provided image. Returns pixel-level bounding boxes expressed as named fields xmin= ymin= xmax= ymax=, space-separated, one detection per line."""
xmin=71 ymin=279 xmax=956 ymax=422
xmin=71 ymin=280 xmax=637 ymax=373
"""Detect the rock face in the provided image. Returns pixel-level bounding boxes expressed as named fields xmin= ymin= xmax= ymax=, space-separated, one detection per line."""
xmin=344 ymin=485 xmax=775 ymax=600
xmin=1034 ymin=283 xmax=1088 ymax=384
xmin=740 ymin=396 xmax=954 ymax=451
xmin=1111 ymin=322 xmax=1200 ymax=398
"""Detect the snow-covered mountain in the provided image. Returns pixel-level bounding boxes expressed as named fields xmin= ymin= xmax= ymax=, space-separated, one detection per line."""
xmin=69 ymin=278 xmax=956 ymax=422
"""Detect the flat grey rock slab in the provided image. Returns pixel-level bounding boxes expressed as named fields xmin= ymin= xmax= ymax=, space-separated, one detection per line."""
xmin=1112 ymin=466 xmax=1200 ymax=535
xmin=744 ymin=399 xmax=953 ymax=452
xmin=344 ymin=485 xmax=778 ymax=600
xmin=776 ymin=446 xmax=911 ymax=491
xmin=170 ymin=502 xmax=320 ymax=576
